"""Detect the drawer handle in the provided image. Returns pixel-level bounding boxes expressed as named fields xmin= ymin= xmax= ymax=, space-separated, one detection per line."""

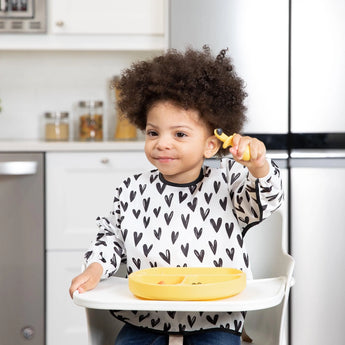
xmin=101 ymin=158 xmax=109 ymax=164
xmin=0 ymin=161 xmax=37 ymax=175
xmin=55 ymin=21 xmax=65 ymax=27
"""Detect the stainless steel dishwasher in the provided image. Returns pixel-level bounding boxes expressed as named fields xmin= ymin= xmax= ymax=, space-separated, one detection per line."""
xmin=0 ymin=153 xmax=44 ymax=345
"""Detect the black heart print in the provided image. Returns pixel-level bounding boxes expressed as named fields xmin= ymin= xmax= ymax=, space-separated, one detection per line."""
xmin=194 ymin=249 xmax=205 ymax=262
xmin=181 ymin=243 xmax=189 ymax=257
xmin=181 ymin=214 xmax=190 ymax=229
xmin=139 ymin=183 xmax=146 ymax=195
xmin=179 ymin=191 xmax=188 ymax=203
xmin=204 ymin=192 xmax=213 ymax=204
xmin=132 ymin=209 xmax=140 ymax=219
xmin=171 ymin=231 xmax=179 ymax=244
xmin=226 ymin=247 xmax=235 ymax=260
xmin=210 ymin=217 xmax=222 ymax=232
xmin=133 ymin=232 xmax=143 ymax=246
xmin=194 ymin=227 xmax=203 ymax=239
xmin=151 ymin=318 xmax=160 ymax=327
xmin=143 ymin=216 xmax=150 ymax=228
xmin=225 ymin=222 xmax=234 ymax=239
xmin=208 ymin=240 xmax=217 ymax=255
xmin=219 ymin=197 xmax=227 ymax=211
xmin=187 ymin=315 xmax=196 ymax=327
xmin=213 ymin=258 xmax=223 ymax=267
xmin=164 ymin=211 xmax=174 ymax=225
xmin=143 ymin=244 xmax=153 ymax=257
xmin=243 ymin=253 xmax=249 ymax=268
xmin=156 ymin=182 xmax=166 ymax=194
xmin=159 ymin=250 xmax=171 ymax=264
xmin=130 ymin=190 xmax=136 ymax=202
xmin=200 ymin=207 xmax=210 ymax=221
xmin=213 ymin=181 xmax=221 ymax=193
xmin=206 ymin=314 xmax=219 ymax=325
xmin=231 ymin=172 xmax=241 ymax=185
xmin=187 ymin=198 xmax=197 ymax=211
xmin=153 ymin=206 xmax=161 ymax=218
xmin=132 ymin=257 xmax=141 ymax=269
xmin=154 ymin=227 xmax=162 ymax=240
xmin=165 ymin=193 xmax=173 ymax=207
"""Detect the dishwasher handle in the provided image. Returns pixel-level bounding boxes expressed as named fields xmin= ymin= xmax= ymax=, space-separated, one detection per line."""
xmin=0 ymin=161 xmax=38 ymax=175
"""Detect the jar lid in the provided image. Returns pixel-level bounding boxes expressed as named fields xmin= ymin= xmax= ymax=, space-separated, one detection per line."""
xmin=78 ymin=101 xmax=103 ymax=107
xmin=45 ymin=112 xmax=69 ymax=119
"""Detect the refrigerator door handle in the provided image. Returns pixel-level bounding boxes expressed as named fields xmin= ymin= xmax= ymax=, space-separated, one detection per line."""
xmin=0 ymin=161 xmax=38 ymax=175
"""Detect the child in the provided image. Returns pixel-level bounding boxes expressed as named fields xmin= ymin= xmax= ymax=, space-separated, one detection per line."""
xmin=69 ymin=46 xmax=283 ymax=345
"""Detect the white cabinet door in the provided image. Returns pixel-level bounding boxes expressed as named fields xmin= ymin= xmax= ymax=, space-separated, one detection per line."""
xmin=46 ymin=151 xmax=153 ymax=250
xmin=47 ymin=251 xmax=88 ymax=345
xmin=47 ymin=251 xmax=127 ymax=345
xmin=50 ymin=0 xmax=164 ymax=35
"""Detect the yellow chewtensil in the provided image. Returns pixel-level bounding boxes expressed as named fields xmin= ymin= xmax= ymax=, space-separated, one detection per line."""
xmin=214 ymin=128 xmax=251 ymax=161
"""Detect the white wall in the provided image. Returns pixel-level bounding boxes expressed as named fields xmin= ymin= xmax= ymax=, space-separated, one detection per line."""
xmin=0 ymin=50 xmax=160 ymax=140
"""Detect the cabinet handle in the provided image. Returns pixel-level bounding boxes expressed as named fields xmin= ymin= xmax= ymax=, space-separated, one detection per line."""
xmin=55 ymin=21 xmax=64 ymax=27
xmin=0 ymin=161 xmax=37 ymax=175
xmin=101 ymin=158 xmax=109 ymax=164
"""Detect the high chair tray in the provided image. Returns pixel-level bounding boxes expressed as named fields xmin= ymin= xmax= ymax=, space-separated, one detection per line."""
xmin=128 ymin=267 xmax=246 ymax=301
xmin=73 ymin=276 xmax=286 ymax=311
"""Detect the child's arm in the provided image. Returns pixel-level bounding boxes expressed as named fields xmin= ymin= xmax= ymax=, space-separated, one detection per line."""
xmin=229 ymin=133 xmax=269 ymax=178
xmin=69 ymin=262 xmax=103 ymax=298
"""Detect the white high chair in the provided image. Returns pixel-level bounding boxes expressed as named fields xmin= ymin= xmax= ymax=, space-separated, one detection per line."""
xmin=75 ymin=210 xmax=294 ymax=345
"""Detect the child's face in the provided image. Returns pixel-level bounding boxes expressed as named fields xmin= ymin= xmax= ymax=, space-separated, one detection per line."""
xmin=144 ymin=101 xmax=219 ymax=184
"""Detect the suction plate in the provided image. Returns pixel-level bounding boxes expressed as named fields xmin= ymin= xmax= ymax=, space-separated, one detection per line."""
xmin=128 ymin=267 xmax=246 ymax=301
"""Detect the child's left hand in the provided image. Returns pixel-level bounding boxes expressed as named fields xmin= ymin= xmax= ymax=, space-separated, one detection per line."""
xmin=229 ymin=134 xmax=270 ymax=178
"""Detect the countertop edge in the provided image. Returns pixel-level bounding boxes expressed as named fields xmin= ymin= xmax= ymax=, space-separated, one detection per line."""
xmin=0 ymin=140 xmax=146 ymax=152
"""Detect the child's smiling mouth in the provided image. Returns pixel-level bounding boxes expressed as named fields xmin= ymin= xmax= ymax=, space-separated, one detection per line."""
xmin=156 ymin=156 xmax=176 ymax=163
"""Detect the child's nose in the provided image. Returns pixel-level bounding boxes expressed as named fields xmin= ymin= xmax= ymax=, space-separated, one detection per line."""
xmin=156 ymin=134 xmax=172 ymax=150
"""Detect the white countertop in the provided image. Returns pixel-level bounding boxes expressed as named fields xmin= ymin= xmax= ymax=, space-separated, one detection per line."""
xmin=0 ymin=140 xmax=146 ymax=152
xmin=0 ymin=140 xmax=289 ymax=160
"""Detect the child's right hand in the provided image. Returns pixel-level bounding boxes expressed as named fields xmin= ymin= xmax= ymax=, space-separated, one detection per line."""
xmin=69 ymin=262 xmax=103 ymax=298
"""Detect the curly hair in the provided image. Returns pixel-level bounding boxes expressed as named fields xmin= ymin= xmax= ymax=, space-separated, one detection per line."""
xmin=114 ymin=46 xmax=247 ymax=156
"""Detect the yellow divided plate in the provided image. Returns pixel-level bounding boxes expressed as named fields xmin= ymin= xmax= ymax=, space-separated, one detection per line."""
xmin=128 ymin=267 xmax=246 ymax=301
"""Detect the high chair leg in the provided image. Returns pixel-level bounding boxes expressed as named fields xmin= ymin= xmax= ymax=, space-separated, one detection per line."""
xmin=169 ymin=335 xmax=183 ymax=345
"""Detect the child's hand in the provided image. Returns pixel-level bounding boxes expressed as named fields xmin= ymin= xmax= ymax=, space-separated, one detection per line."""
xmin=229 ymin=134 xmax=270 ymax=178
xmin=69 ymin=262 xmax=103 ymax=298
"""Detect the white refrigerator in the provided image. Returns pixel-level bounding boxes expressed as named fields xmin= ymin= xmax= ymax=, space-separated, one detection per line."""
xmin=169 ymin=0 xmax=345 ymax=344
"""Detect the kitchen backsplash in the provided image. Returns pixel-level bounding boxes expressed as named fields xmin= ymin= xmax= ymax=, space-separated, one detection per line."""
xmin=0 ymin=50 xmax=160 ymax=140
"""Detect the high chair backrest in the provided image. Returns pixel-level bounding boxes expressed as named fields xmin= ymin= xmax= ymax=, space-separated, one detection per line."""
xmin=242 ymin=209 xmax=294 ymax=345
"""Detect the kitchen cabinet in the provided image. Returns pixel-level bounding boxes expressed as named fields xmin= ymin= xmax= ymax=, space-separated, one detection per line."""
xmin=0 ymin=0 xmax=167 ymax=50
xmin=46 ymin=151 xmax=153 ymax=345
xmin=50 ymin=0 xmax=164 ymax=35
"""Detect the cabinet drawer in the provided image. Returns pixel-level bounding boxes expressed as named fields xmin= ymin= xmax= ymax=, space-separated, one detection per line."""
xmin=46 ymin=151 xmax=153 ymax=250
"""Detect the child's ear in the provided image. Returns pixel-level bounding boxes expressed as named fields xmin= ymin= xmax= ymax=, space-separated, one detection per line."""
xmin=204 ymin=135 xmax=221 ymax=158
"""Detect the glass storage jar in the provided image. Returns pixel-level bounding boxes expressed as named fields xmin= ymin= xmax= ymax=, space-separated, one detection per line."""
xmin=44 ymin=112 xmax=69 ymax=141
xmin=78 ymin=101 xmax=103 ymax=141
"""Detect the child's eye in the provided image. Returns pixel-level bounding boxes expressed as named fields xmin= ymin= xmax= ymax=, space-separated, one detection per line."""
xmin=146 ymin=130 xmax=158 ymax=137
xmin=176 ymin=132 xmax=187 ymax=138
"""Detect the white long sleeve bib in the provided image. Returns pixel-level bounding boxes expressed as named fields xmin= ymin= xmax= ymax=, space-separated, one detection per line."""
xmin=85 ymin=158 xmax=283 ymax=335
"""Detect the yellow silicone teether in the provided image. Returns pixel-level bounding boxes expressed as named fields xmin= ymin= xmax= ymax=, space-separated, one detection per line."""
xmin=214 ymin=128 xmax=251 ymax=161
